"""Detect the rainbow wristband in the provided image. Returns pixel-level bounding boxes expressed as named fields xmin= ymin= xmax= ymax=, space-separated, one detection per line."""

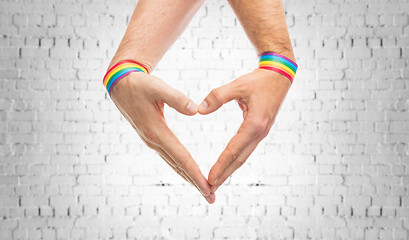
xmin=103 ymin=60 xmax=149 ymax=95
xmin=258 ymin=52 xmax=298 ymax=83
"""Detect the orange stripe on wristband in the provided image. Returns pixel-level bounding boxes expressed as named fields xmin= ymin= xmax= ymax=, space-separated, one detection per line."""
xmin=103 ymin=60 xmax=149 ymax=95
xmin=258 ymin=52 xmax=298 ymax=83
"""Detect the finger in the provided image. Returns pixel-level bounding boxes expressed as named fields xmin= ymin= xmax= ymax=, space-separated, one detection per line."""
xmin=157 ymin=149 xmax=216 ymax=204
xmin=198 ymin=81 xmax=240 ymax=115
xmin=210 ymin=137 xmax=261 ymax=193
xmin=158 ymin=152 xmax=190 ymax=182
xmin=158 ymin=128 xmax=212 ymax=198
xmin=157 ymin=133 xmax=215 ymax=203
xmin=139 ymin=132 xmax=191 ymax=182
xmin=141 ymin=134 xmax=215 ymax=204
xmin=211 ymin=118 xmax=273 ymax=192
xmin=206 ymin=192 xmax=216 ymax=204
xmin=160 ymin=148 xmax=214 ymax=203
xmin=208 ymin=117 xmax=268 ymax=186
xmin=155 ymin=81 xmax=198 ymax=116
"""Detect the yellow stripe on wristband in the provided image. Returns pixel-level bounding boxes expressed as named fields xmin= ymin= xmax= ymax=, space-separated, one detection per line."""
xmin=258 ymin=52 xmax=298 ymax=83
xmin=102 ymin=60 xmax=149 ymax=95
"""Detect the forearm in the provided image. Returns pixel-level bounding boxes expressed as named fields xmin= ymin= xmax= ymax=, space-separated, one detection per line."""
xmin=227 ymin=0 xmax=295 ymax=62
xmin=108 ymin=0 xmax=205 ymax=73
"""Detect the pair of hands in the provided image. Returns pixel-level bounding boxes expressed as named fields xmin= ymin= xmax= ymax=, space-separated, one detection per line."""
xmin=109 ymin=69 xmax=291 ymax=204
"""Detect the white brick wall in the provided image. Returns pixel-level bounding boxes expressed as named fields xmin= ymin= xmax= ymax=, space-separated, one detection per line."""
xmin=1 ymin=0 xmax=408 ymax=239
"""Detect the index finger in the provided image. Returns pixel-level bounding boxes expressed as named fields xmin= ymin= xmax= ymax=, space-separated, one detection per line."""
xmin=208 ymin=116 xmax=266 ymax=186
xmin=158 ymin=127 xmax=213 ymax=198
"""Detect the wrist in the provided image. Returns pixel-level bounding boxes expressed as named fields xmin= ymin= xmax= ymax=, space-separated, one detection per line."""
xmin=107 ymin=40 xmax=154 ymax=74
xmin=258 ymin=47 xmax=296 ymax=64
xmin=103 ymin=60 xmax=149 ymax=96
xmin=258 ymin=51 xmax=298 ymax=84
xmin=108 ymin=54 xmax=153 ymax=75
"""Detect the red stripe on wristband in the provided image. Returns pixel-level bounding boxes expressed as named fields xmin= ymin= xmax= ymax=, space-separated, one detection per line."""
xmin=258 ymin=52 xmax=298 ymax=83
xmin=103 ymin=60 xmax=149 ymax=95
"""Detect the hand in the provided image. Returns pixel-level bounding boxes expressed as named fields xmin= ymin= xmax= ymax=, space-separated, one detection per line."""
xmin=109 ymin=72 xmax=215 ymax=204
xmin=198 ymin=69 xmax=292 ymax=193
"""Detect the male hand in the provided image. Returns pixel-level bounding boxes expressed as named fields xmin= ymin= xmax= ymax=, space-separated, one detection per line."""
xmin=109 ymin=72 xmax=215 ymax=203
xmin=198 ymin=69 xmax=292 ymax=193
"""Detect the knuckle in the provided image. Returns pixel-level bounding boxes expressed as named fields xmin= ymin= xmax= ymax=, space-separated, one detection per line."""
xmin=173 ymin=92 xmax=186 ymax=103
xmin=260 ymin=130 xmax=269 ymax=139
xmin=142 ymin=129 xmax=160 ymax=145
xmin=175 ymin=162 xmax=186 ymax=174
xmin=172 ymin=166 xmax=190 ymax=183
xmin=175 ymin=156 xmax=188 ymax=171
xmin=145 ymin=142 xmax=156 ymax=150
xmin=236 ymin=157 xmax=247 ymax=165
xmin=174 ymin=167 xmax=184 ymax=177
xmin=248 ymin=117 xmax=269 ymax=135
xmin=224 ymin=146 xmax=239 ymax=161
xmin=175 ymin=93 xmax=189 ymax=108
xmin=209 ymin=88 xmax=222 ymax=103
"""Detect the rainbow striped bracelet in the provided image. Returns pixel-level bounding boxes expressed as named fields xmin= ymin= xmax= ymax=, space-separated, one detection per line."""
xmin=258 ymin=52 xmax=298 ymax=83
xmin=103 ymin=60 xmax=149 ymax=95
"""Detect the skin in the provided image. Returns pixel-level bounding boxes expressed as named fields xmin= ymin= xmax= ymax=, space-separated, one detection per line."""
xmin=108 ymin=0 xmax=205 ymax=71
xmin=198 ymin=0 xmax=296 ymax=193
xmin=107 ymin=0 xmax=216 ymax=204
xmin=107 ymin=0 xmax=296 ymax=203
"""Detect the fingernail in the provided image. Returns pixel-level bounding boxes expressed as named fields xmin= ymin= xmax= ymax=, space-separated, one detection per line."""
xmin=186 ymin=101 xmax=197 ymax=114
xmin=205 ymin=195 xmax=212 ymax=203
xmin=205 ymin=192 xmax=215 ymax=204
xmin=198 ymin=100 xmax=208 ymax=113
xmin=214 ymin=177 xmax=219 ymax=186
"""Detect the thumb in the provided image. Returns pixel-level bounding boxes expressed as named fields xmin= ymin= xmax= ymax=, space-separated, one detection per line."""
xmin=198 ymin=81 xmax=238 ymax=115
xmin=158 ymin=85 xmax=198 ymax=116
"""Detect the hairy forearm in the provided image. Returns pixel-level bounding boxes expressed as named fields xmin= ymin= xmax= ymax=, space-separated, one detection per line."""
xmin=108 ymin=0 xmax=205 ymax=72
xmin=227 ymin=0 xmax=295 ymax=62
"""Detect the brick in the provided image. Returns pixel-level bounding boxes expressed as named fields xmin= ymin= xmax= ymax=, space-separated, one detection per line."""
xmin=373 ymin=197 xmax=401 ymax=207
xmin=0 ymin=0 xmax=408 ymax=238
xmin=345 ymin=175 xmax=371 ymax=185
xmin=77 ymin=175 xmax=103 ymax=185
xmin=343 ymin=155 xmax=370 ymax=164
xmin=374 ymin=218 xmax=402 ymax=228
xmin=50 ymin=196 xmax=77 ymax=207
